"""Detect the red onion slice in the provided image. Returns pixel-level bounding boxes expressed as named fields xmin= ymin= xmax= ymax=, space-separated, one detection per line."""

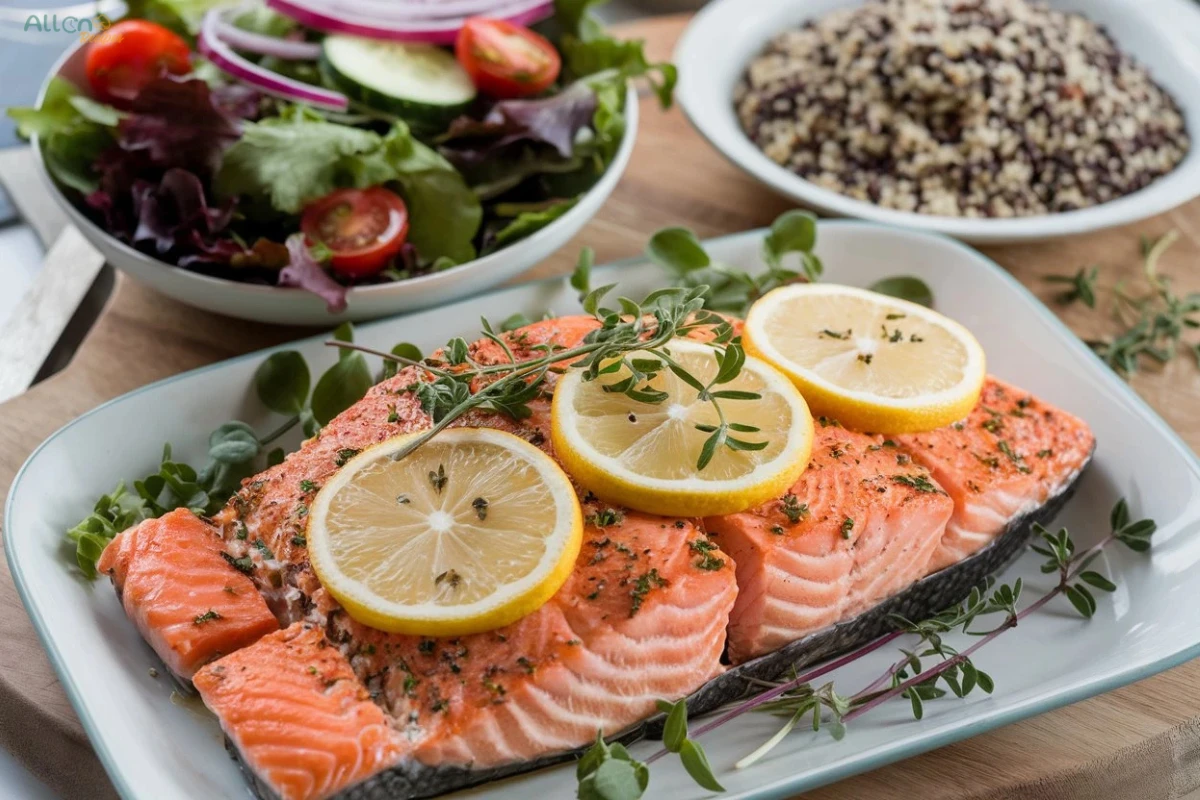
xmin=214 ymin=16 xmax=323 ymax=61
xmin=265 ymin=0 xmax=554 ymax=44
xmin=198 ymin=9 xmax=348 ymax=110
xmin=319 ymin=0 xmax=553 ymax=20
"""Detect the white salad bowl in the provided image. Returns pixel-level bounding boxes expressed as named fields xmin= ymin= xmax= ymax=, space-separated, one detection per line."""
xmin=676 ymin=0 xmax=1200 ymax=244
xmin=32 ymin=42 xmax=638 ymax=326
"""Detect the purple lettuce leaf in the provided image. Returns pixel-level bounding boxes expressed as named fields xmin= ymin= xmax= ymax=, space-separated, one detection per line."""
xmin=131 ymin=168 xmax=234 ymax=254
xmin=83 ymin=76 xmax=272 ymax=270
xmin=280 ymin=234 xmax=348 ymax=313
xmin=438 ymin=82 xmax=598 ymax=169
xmin=118 ymin=75 xmax=248 ymax=176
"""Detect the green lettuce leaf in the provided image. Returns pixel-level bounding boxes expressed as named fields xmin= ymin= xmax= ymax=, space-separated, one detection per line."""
xmin=217 ymin=108 xmax=481 ymax=263
xmin=553 ymin=0 xmax=677 ymax=108
xmin=216 ymin=107 xmax=383 ymax=213
xmin=7 ymin=77 xmax=120 ymax=193
xmin=125 ymin=0 xmax=238 ymax=36
xmin=491 ymin=196 xmax=579 ymax=249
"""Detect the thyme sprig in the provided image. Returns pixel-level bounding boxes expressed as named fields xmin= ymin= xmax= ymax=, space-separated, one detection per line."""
xmin=1044 ymin=266 xmax=1099 ymax=308
xmin=1047 ymin=230 xmax=1200 ymax=375
xmin=594 ymin=498 xmax=1155 ymax=796
xmin=330 ymin=282 xmax=761 ymax=470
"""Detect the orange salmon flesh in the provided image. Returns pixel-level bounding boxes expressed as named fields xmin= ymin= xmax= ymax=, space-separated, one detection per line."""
xmin=97 ymin=316 xmax=1094 ymax=799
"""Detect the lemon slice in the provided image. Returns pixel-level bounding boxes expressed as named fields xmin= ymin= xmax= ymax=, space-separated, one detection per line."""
xmin=551 ymin=338 xmax=814 ymax=517
xmin=307 ymin=428 xmax=583 ymax=636
xmin=743 ymin=284 xmax=986 ymax=434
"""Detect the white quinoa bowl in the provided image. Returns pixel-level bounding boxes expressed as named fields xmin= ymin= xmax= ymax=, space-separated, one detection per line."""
xmin=677 ymin=0 xmax=1200 ymax=243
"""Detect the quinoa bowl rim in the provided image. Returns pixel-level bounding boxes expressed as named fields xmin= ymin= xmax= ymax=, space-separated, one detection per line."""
xmin=676 ymin=0 xmax=1200 ymax=244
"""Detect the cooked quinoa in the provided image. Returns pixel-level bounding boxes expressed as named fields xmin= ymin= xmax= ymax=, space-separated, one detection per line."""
xmin=734 ymin=0 xmax=1190 ymax=218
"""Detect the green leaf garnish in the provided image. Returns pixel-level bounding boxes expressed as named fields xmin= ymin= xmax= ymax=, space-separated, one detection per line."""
xmin=869 ymin=276 xmax=934 ymax=308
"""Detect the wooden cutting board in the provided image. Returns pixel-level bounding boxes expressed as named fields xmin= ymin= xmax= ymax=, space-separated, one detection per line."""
xmin=2 ymin=15 xmax=1200 ymax=800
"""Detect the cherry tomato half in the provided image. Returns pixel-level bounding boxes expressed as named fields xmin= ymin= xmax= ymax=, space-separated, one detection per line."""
xmin=455 ymin=18 xmax=562 ymax=99
xmin=85 ymin=20 xmax=191 ymax=105
xmin=301 ymin=187 xmax=410 ymax=279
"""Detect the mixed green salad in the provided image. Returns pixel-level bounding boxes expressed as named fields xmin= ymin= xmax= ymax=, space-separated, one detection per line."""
xmin=8 ymin=0 xmax=673 ymax=312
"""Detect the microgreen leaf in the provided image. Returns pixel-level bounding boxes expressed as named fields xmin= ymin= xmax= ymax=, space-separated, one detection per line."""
xmin=207 ymin=422 xmax=261 ymax=464
xmin=311 ymin=327 xmax=373 ymax=426
xmin=571 ymin=246 xmax=595 ymax=300
xmin=678 ymin=739 xmax=724 ymax=792
xmin=647 ymin=227 xmax=711 ymax=274
xmin=762 ymin=210 xmax=817 ymax=270
xmin=501 ymin=313 xmax=534 ymax=332
xmin=381 ymin=343 xmax=423 ymax=380
xmin=658 ymin=699 xmax=688 ymax=752
xmin=577 ymin=757 xmax=647 ymax=800
xmin=331 ymin=322 xmax=355 ymax=361
xmin=254 ymin=351 xmax=310 ymax=415
xmin=869 ymin=276 xmax=934 ymax=308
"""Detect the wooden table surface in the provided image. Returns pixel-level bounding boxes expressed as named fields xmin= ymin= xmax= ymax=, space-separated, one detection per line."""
xmin=2 ymin=14 xmax=1200 ymax=800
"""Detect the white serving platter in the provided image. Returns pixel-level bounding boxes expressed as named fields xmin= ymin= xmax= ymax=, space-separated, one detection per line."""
xmin=676 ymin=0 xmax=1200 ymax=244
xmin=7 ymin=222 xmax=1200 ymax=799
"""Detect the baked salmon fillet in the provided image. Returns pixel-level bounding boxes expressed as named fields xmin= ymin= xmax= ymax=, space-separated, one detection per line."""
xmin=192 ymin=317 xmax=737 ymax=796
xmin=897 ymin=378 xmax=1096 ymax=573
xmin=96 ymin=314 xmax=1095 ymax=800
xmin=706 ymin=424 xmax=953 ymax=664
xmin=705 ymin=378 xmax=1094 ymax=665
xmin=97 ymin=508 xmax=279 ymax=679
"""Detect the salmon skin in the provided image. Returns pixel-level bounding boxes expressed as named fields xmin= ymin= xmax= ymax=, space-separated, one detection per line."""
xmin=98 ymin=316 xmax=1093 ymax=800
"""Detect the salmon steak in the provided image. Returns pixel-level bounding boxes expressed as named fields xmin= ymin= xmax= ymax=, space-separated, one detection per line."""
xmin=96 ymin=316 xmax=1094 ymax=800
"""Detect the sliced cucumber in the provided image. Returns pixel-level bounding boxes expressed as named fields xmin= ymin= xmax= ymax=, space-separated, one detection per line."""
xmin=321 ymin=35 xmax=477 ymax=128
